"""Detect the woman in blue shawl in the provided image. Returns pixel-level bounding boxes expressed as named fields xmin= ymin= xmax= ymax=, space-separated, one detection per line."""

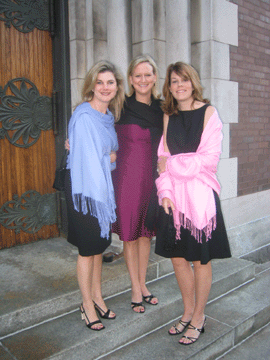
xmin=65 ymin=61 xmax=125 ymax=331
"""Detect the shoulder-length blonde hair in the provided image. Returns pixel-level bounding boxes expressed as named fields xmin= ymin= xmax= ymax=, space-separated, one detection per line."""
xmin=81 ymin=60 xmax=125 ymax=121
xmin=127 ymin=54 xmax=160 ymax=99
xmin=162 ymin=62 xmax=209 ymax=115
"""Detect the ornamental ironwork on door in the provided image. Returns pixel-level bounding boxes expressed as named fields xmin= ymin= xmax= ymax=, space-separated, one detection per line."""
xmin=0 ymin=0 xmax=50 ymax=33
xmin=0 ymin=0 xmax=61 ymax=248
xmin=0 ymin=191 xmax=57 ymax=234
xmin=0 ymin=78 xmax=52 ymax=147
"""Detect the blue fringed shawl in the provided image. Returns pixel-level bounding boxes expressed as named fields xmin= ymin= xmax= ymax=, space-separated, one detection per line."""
xmin=66 ymin=102 xmax=118 ymax=239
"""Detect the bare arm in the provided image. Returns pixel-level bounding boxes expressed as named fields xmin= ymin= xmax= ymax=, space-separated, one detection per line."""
xmin=203 ymin=105 xmax=215 ymax=129
xmin=110 ymin=151 xmax=117 ymax=163
xmin=157 ymin=114 xmax=170 ymax=174
xmin=65 ymin=138 xmax=70 ymax=151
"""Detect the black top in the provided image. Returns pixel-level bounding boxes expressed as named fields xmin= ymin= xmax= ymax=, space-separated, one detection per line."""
xmin=167 ymin=104 xmax=209 ymax=155
xmin=118 ymin=93 xmax=163 ymax=130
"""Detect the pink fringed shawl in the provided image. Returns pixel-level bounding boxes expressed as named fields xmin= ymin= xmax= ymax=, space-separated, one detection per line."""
xmin=156 ymin=109 xmax=223 ymax=243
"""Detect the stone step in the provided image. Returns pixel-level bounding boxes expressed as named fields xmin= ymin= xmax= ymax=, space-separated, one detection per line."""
xmin=0 ymin=238 xmax=173 ymax=337
xmin=0 ymin=257 xmax=257 ymax=360
xmin=0 ymin=237 xmax=254 ymax=338
xmin=216 ymin=322 xmax=270 ymax=360
xmin=94 ymin=268 xmax=270 ymax=360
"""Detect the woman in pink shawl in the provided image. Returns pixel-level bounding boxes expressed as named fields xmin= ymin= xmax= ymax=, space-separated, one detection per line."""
xmin=155 ymin=62 xmax=231 ymax=345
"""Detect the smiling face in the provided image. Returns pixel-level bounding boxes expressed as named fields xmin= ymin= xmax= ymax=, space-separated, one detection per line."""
xmin=92 ymin=71 xmax=118 ymax=105
xmin=169 ymin=71 xmax=194 ymax=108
xmin=129 ymin=62 xmax=157 ymax=102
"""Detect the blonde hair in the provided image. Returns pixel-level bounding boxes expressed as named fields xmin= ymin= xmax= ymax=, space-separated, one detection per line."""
xmin=81 ymin=60 xmax=125 ymax=121
xmin=162 ymin=62 xmax=209 ymax=115
xmin=127 ymin=54 xmax=160 ymax=99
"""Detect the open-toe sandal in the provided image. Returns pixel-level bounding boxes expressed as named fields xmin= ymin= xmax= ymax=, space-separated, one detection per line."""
xmin=80 ymin=304 xmax=105 ymax=331
xmin=168 ymin=318 xmax=190 ymax=335
xmin=143 ymin=294 xmax=158 ymax=305
xmin=179 ymin=318 xmax=206 ymax=345
xmin=93 ymin=301 xmax=116 ymax=320
xmin=131 ymin=301 xmax=145 ymax=313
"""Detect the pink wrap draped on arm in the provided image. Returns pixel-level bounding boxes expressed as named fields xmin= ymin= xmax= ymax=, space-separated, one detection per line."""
xmin=156 ymin=109 xmax=223 ymax=243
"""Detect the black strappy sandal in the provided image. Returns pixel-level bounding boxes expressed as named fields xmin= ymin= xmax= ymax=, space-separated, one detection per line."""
xmin=93 ymin=301 xmax=116 ymax=320
xmin=143 ymin=294 xmax=158 ymax=305
xmin=168 ymin=318 xmax=190 ymax=335
xmin=179 ymin=318 xmax=206 ymax=345
xmin=131 ymin=302 xmax=145 ymax=313
xmin=80 ymin=304 xmax=105 ymax=331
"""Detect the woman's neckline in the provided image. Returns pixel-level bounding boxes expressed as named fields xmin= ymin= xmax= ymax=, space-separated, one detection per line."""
xmin=133 ymin=93 xmax=152 ymax=106
xmin=87 ymin=101 xmax=109 ymax=116
xmin=178 ymin=103 xmax=208 ymax=112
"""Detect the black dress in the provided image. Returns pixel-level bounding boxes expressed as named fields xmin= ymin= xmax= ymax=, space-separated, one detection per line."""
xmin=65 ymin=170 xmax=111 ymax=257
xmin=155 ymin=105 xmax=231 ymax=265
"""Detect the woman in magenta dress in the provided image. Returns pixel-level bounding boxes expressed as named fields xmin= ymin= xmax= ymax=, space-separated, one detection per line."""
xmin=112 ymin=55 xmax=163 ymax=313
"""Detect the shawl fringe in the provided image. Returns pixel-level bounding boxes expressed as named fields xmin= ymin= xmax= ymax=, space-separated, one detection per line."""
xmin=73 ymin=193 xmax=116 ymax=240
xmin=175 ymin=211 xmax=217 ymax=243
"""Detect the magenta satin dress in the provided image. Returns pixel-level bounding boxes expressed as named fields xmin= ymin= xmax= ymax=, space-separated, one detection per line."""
xmin=112 ymin=124 xmax=156 ymax=241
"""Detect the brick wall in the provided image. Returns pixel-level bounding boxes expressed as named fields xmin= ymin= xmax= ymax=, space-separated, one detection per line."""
xmin=230 ymin=0 xmax=270 ymax=196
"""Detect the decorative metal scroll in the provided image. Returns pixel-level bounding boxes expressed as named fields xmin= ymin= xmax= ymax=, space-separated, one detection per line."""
xmin=0 ymin=0 xmax=49 ymax=33
xmin=0 ymin=190 xmax=57 ymax=233
xmin=0 ymin=78 xmax=52 ymax=147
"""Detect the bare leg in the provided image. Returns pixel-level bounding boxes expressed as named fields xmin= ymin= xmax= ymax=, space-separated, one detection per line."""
xmin=123 ymin=240 xmax=144 ymax=312
xmin=138 ymin=237 xmax=158 ymax=304
xmin=180 ymin=261 xmax=212 ymax=344
xmin=91 ymin=254 xmax=116 ymax=318
xmin=169 ymin=258 xmax=195 ymax=334
xmin=77 ymin=254 xmax=103 ymax=330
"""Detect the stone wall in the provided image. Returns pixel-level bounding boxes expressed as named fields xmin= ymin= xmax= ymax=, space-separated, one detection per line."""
xmin=230 ymin=0 xmax=270 ymax=196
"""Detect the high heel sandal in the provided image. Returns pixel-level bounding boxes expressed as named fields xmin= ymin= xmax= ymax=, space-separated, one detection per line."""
xmin=179 ymin=317 xmax=206 ymax=345
xmin=131 ymin=302 xmax=145 ymax=313
xmin=168 ymin=318 xmax=190 ymax=335
xmin=80 ymin=303 xmax=105 ymax=331
xmin=93 ymin=301 xmax=116 ymax=320
xmin=142 ymin=294 xmax=158 ymax=305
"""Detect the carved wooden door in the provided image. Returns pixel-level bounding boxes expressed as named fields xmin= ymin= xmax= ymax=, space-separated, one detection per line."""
xmin=0 ymin=0 xmax=59 ymax=248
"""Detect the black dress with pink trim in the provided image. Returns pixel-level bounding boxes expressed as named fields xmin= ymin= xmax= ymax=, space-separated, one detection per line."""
xmin=155 ymin=105 xmax=231 ymax=264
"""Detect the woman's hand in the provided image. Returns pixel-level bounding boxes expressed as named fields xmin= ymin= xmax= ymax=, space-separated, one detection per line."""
xmin=110 ymin=151 xmax=117 ymax=163
xmin=162 ymin=197 xmax=175 ymax=215
xmin=65 ymin=139 xmax=70 ymax=151
xmin=157 ymin=156 xmax=168 ymax=174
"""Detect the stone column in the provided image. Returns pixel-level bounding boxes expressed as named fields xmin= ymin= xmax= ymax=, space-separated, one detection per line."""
xmin=107 ymin=0 xmax=132 ymax=82
xmin=68 ymin=0 xmax=109 ymax=107
xmin=166 ymin=0 xmax=191 ymax=65
xmin=131 ymin=0 xmax=166 ymax=84
xmin=92 ymin=0 xmax=108 ymax=63
xmin=191 ymin=0 xmax=238 ymax=201
xmin=69 ymin=0 xmax=88 ymax=108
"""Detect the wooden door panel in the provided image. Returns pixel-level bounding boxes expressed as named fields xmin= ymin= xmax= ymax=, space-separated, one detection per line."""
xmin=0 ymin=5 xmax=59 ymax=249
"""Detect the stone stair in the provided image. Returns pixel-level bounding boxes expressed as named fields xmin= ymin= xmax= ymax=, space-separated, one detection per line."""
xmin=0 ymin=237 xmax=269 ymax=359
xmin=99 ymin=265 xmax=270 ymax=360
